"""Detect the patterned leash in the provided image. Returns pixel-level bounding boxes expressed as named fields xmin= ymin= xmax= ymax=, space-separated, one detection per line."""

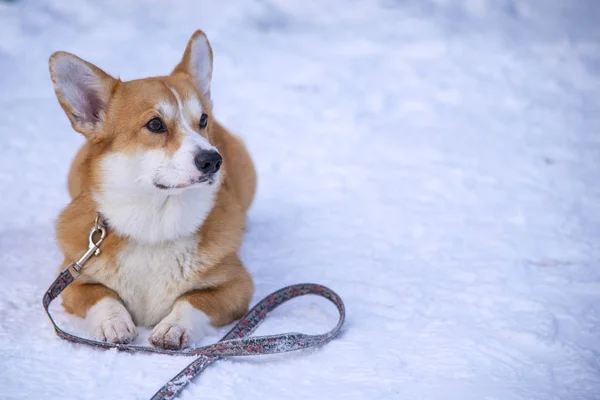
xmin=42 ymin=218 xmax=346 ymax=399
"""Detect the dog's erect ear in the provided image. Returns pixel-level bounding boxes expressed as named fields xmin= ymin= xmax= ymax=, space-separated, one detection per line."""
xmin=172 ymin=30 xmax=213 ymax=99
xmin=49 ymin=52 xmax=117 ymax=139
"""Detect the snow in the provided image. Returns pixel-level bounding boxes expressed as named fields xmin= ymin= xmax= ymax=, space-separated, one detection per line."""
xmin=1 ymin=0 xmax=600 ymax=399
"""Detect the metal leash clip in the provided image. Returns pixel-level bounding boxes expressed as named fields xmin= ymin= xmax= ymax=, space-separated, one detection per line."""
xmin=62 ymin=214 xmax=107 ymax=279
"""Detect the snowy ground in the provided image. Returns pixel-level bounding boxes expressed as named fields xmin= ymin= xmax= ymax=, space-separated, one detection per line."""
xmin=1 ymin=0 xmax=600 ymax=399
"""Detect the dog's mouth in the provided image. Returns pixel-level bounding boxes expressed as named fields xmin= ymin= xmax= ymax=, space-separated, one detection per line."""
xmin=153 ymin=175 xmax=216 ymax=190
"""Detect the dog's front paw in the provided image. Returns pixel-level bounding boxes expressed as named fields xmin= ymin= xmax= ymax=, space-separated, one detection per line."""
xmin=93 ymin=316 xmax=136 ymax=344
xmin=87 ymin=297 xmax=137 ymax=344
xmin=149 ymin=323 xmax=189 ymax=350
xmin=149 ymin=301 xmax=212 ymax=350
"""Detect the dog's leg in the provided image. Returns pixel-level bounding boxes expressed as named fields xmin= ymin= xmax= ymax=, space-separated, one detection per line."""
xmin=150 ymin=253 xmax=253 ymax=349
xmin=62 ymin=281 xmax=136 ymax=344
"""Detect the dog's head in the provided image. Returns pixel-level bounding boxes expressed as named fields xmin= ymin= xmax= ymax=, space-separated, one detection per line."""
xmin=49 ymin=30 xmax=221 ymax=194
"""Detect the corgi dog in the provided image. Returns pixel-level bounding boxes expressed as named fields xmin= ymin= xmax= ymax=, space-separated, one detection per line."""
xmin=49 ymin=30 xmax=256 ymax=349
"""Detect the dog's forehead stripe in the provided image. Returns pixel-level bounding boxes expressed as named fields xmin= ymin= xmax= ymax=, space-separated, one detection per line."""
xmin=168 ymin=87 xmax=184 ymax=111
xmin=185 ymin=97 xmax=202 ymax=119
xmin=167 ymin=86 xmax=213 ymax=151
xmin=168 ymin=87 xmax=202 ymax=119
xmin=157 ymin=100 xmax=176 ymax=120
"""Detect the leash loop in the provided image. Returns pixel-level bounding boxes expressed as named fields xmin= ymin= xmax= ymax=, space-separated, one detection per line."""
xmin=43 ymin=215 xmax=345 ymax=400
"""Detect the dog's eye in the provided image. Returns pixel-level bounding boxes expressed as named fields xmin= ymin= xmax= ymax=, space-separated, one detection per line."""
xmin=146 ymin=117 xmax=166 ymax=133
xmin=199 ymin=113 xmax=209 ymax=129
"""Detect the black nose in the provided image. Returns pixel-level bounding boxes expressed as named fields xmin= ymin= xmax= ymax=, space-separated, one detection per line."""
xmin=194 ymin=150 xmax=222 ymax=174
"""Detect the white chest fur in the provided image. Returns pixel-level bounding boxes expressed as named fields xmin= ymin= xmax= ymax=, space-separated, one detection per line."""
xmin=103 ymin=237 xmax=200 ymax=327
